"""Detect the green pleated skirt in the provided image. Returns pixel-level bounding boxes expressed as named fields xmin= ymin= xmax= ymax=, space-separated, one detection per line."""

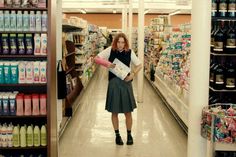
xmin=105 ymin=77 xmax=137 ymax=113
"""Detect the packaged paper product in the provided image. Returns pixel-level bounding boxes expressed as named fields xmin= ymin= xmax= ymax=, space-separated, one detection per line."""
xmin=109 ymin=58 xmax=131 ymax=80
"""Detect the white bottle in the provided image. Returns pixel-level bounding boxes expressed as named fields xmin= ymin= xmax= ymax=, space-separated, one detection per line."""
xmin=20 ymin=125 xmax=26 ymax=147
xmin=13 ymin=125 xmax=20 ymax=147
xmin=17 ymin=11 xmax=23 ymax=32
xmin=35 ymin=11 xmax=41 ymax=31
xmin=26 ymin=125 xmax=33 ymax=147
xmin=29 ymin=11 xmax=35 ymax=32
xmin=23 ymin=11 xmax=29 ymax=32
xmin=0 ymin=124 xmax=2 ymax=147
xmin=41 ymin=11 xmax=47 ymax=31
xmin=2 ymin=123 xmax=7 ymax=147
xmin=10 ymin=10 xmax=17 ymax=31
xmin=33 ymin=125 xmax=40 ymax=147
xmin=0 ymin=11 xmax=4 ymax=31
xmin=4 ymin=10 xmax=10 ymax=31
xmin=40 ymin=125 xmax=47 ymax=146
xmin=7 ymin=123 xmax=13 ymax=147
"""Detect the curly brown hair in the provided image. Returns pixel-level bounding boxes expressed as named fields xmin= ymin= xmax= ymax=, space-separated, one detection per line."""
xmin=111 ymin=33 xmax=130 ymax=52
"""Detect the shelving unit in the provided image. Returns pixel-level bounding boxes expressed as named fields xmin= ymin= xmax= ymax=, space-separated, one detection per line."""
xmin=0 ymin=0 xmax=57 ymax=156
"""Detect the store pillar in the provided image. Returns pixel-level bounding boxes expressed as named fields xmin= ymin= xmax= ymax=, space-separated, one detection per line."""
xmin=128 ymin=0 xmax=133 ymax=48
xmin=137 ymin=0 xmax=144 ymax=103
xmin=187 ymin=0 xmax=211 ymax=157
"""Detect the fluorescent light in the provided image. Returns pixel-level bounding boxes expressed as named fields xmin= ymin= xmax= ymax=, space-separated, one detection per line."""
xmin=169 ymin=10 xmax=181 ymax=16
xmin=80 ymin=9 xmax=86 ymax=14
xmin=144 ymin=9 xmax=149 ymax=14
xmin=113 ymin=9 xmax=117 ymax=14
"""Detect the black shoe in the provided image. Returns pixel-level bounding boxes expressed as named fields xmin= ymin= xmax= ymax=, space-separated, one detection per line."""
xmin=126 ymin=134 xmax=133 ymax=145
xmin=116 ymin=135 xmax=124 ymax=145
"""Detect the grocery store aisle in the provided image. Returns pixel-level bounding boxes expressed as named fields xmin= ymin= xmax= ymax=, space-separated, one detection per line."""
xmin=59 ymin=67 xmax=187 ymax=157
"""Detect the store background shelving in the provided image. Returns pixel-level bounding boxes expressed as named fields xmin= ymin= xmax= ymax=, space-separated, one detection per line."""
xmin=0 ymin=0 xmax=56 ymax=156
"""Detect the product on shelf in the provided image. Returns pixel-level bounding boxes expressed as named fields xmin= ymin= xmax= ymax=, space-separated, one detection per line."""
xmin=0 ymin=0 xmax=47 ymax=8
xmin=0 ymin=10 xmax=48 ymax=32
xmin=212 ymin=0 xmax=236 ymax=17
xmin=201 ymin=103 xmax=236 ymax=143
xmin=0 ymin=123 xmax=47 ymax=148
xmin=0 ymin=92 xmax=47 ymax=116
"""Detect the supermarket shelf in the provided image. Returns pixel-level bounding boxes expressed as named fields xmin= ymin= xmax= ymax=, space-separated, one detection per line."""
xmin=65 ymin=52 xmax=75 ymax=57
xmin=0 ymin=7 xmax=47 ymax=11
xmin=0 ymin=115 xmax=47 ymax=119
xmin=0 ymin=83 xmax=47 ymax=87
xmin=0 ymin=55 xmax=47 ymax=60
xmin=154 ymin=74 xmax=188 ymax=125
xmin=0 ymin=146 xmax=47 ymax=150
xmin=145 ymin=75 xmax=188 ymax=134
xmin=212 ymin=16 xmax=236 ymax=21
xmin=74 ymin=43 xmax=83 ymax=46
xmin=210 ymin=52 xmax=236 ymax=56
xmin=209 ymin=86 xmax=236 ymax=92
xmin=0 ymin=31 xmax=47 ymax=34
xmin=62 ymin=24 xmax=83 ymax=32
xmin=215 ymin=143 xmax=236 ymax=151
xmin=65 ymin=67 xmax=75 ymax=74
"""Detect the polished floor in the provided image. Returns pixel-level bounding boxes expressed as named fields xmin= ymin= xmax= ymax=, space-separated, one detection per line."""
xmin=59 ymin=67 xmax=187 ymax=157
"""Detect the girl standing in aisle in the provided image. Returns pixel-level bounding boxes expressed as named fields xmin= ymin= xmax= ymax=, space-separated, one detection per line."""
xmin=94 ymin=33 xmax=142 ymax=145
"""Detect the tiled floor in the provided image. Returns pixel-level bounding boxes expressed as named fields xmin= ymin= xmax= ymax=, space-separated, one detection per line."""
xmin=59 ymin=67 xmax=187 ymax=157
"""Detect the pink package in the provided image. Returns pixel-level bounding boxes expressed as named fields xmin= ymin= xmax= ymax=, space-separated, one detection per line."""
xmin=94 ymin=56 xmax=112 ymax=68
xmin=40 ymin=94 xmax=47 ymax=115
xmin=24 ymin=95 xmax=32 ymax=116
xmin=32 ymin=94 xmax=40 ymax=115
xmin=16 ymin=94 xmax=24 ymax=116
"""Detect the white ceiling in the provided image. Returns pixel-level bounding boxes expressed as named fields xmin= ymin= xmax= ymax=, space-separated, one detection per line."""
xmin=62 ymin=0 xmax=192 ymax=14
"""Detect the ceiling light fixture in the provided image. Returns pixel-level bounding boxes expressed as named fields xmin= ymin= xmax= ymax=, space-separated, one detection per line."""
xmin=169 ymin=10 xmax=181 ymax=16
xmin=144 ymin=9 xmax=149 ymax=15
xmin=80 ymin=9 xmax=86 ymax=14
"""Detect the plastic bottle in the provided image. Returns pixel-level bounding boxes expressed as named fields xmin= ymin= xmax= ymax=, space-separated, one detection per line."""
xmin=20 ymin=125 xmax=26 ymax=147
xmin=10 ymin=10 xmax=17 ymax=31
xmin=13 ymin=125 xmax=20 ymax=147
xmin=0 ymin=93 xmax=2 ymax=115
xmin=16 ymin=93 xmax=24 ymax=116
xmin=9 ymin=93 xmax=16 ymax=115
xmin=3 ymin=62 xmax=11 ymax=84
xmin=2 ymin=123 xmax=7 ymax=147
xmin=2 ymin=94 xmax=9 ymax=115
xmin=0 ymin=10 xmax=4 ymax=31
xmin=23 ymin=11 xmax=29 ymax=31
xmin=17 ymin=11 xmax=23 ymax=32
xmin=7 ymin=123 xmax=13 ymax=147
xmin=40 ymin=125 xmax=47 ymax=146
xmin=41 ymin=11 xmax=47 ymax=31
xmin=10 ymin=62 xmax=18 ymax=84
xmin=24 ymin=95 xmax=32 ymax=116
xmin=0 ymin=124 xmax=2 ymax=147
xmin=0 ymin=63 xmax=4 ymax=84
xmin=33 ymin=125 xmax=40 ymax=147
xmin=4 ymin=11 xmax=10 ymax=31
xmin=32 ymin=94 xmax=39 ymax=115
xmin=40 ymin=94 xmax=47 ymax=115
xmin=29 ymin=11 xmax=35 ymax=31
xmin=35 ymin=11 xmax=41 ymax=31
xmin=26 ymin=125 xmax=33 ymax=147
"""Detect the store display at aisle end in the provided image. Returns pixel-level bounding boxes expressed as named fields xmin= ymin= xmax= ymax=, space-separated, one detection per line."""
xmin=0 ymin=0 xmax=54 ymax=157
xmin=199 ymin=0 xmax=236 ymax=156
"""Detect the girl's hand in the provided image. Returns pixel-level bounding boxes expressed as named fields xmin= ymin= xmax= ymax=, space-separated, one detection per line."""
xmin=108 ymin=63 xmax=116 ymax=69
xmin=124 ymin=73 xmax=134 ymax=82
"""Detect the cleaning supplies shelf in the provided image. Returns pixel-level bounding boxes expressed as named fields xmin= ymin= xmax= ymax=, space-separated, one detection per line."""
xmin=0 ymin=7 xmax=47 ymax=11
xmin=0 ymin=146 xmax=47 ymax=150
xmin=0 ymin=55 xmax=47 ymax=59
xmin=0 ymin=115 xmax=47 ymax=119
